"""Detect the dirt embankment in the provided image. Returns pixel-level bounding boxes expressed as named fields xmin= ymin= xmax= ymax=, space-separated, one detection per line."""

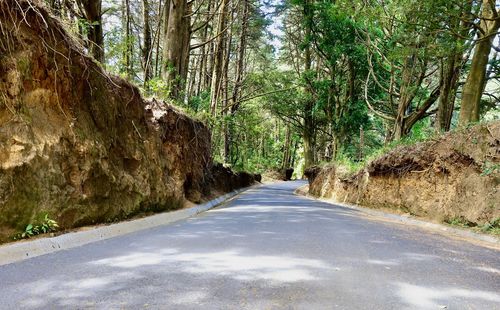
xmin=262 ymin=168 xmax=294 ymax=182
xmin=0 ymin=1 xmax=256 ymax=242
xmin=306 ymin=123 xmax=500 ymax=227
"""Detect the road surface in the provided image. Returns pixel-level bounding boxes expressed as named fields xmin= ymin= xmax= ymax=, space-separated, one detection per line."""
xmin=0 ymin=181 xmax=499 ymax=309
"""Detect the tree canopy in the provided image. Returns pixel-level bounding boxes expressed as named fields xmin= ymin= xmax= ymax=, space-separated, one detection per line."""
xmin=43 ymin=0 xmax=500 ymax=174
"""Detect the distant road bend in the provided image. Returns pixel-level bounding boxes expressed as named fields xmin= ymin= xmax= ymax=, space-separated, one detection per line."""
xmin=0 ymin=181 xmax=499 ymax=309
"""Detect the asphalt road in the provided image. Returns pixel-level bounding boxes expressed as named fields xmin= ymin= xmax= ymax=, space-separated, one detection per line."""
xmin=0 ymin=181 xmax=499 ymax=309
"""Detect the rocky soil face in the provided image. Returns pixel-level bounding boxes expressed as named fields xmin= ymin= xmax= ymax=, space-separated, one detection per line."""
xmin=0 ymin=1 xmax=255 ymax=242
xmin=306 ymin=122 xmax=500 ymax=227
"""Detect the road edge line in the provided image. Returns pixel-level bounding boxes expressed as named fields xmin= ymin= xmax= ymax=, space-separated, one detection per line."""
xmin=0 ymin=185 xmax=258 ymax=266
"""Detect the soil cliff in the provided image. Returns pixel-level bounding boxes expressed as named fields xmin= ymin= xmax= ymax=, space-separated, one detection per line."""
xmin=0 ymin=0 xmax=255 ymax=242
xmin=306 ymin=122 xmax=500 ymax=227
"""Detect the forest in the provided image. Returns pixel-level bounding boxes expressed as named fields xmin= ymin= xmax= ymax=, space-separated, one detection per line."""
xmin=35 ymin=0 xmax=499 ymax=176
xmin=1 ymin=2 xmax=500 ymax=306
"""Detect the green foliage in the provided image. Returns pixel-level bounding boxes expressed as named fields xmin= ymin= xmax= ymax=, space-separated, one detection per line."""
xmin=210 ymin=101 xmax=294 ymax=173
xmin=332 ymin=118 xmax=441 ymax=178
xmin=15 ymin=214 xmax=59 ymax=240
xmin=480 ymin=218 xmax=500 ymax=235
xmin=186 ymin=91 xmax=210 ymax=113
xmin=481 ymin=162 xmax=500 ymax=177
xmin=445 ymin=217 xmax=500 ymax=235
xmin=77 ymin=19 xmax=100 ymax=37
xmin=445 ymin=216 xmax=474 ymax=228
xmin=146 ymin=77 xmax=171 ymax=99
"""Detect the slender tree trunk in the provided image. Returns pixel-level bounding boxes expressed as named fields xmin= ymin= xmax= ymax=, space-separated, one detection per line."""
xmin=186 ymin=56 xmax=198 ymax=101
xmin=223 ymin=0 xmax=248 ymax=164
xmin=230 ymin=0 xmax=249 ymax=112
xmin=459 ymin=0 xmax=499 ymax=125
xmin=223 ymin=12 xmax=233 ymax=164
xmin=209 ymin=0 xmax=228 ymax=115
xmin=282 ymin=125 xmax=292 ymax=169
xmin=154 ymin=0 xmax=163 ymax=78
xmin=179 ymin=1 xmax=192 ymax=90
xmin=393 ymin=54 xmax=416 ymax=140
xmin=142 ymin=0 xmax=152 ymax=87
xmin=436 ymin=55 xmax=460 ymax=132
xmin=161 ymin=0 xmax=170 ymax=77
xmin=358 ymin=125 xmax=364 ymax=161
xmin=196 ymin=0 xmax=211 ymax=97
xmin=123 ymin=0 xmax=133 ymax=78
xmin=302 ymin=0 xmax=315 ymax=170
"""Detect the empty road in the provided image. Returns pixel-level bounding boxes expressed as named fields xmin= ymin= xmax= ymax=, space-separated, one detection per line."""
xmin=0 ymin=181 xmax=499 ymax=309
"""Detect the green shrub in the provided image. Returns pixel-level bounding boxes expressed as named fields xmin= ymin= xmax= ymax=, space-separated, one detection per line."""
xmin=15 ymin=214 xmax=59 ymax=240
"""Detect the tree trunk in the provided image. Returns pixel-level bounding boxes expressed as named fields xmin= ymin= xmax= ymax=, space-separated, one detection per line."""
xmin=436 ymin=55 xmax=460 ymax=132
xmin=358 ymin=125 xmax=364 ymax=161
xmin=435 ymin=2 xmax=473 ymax=132
xmin=303 ymin=125 xmax=314 ymax=170
xmin=162 ymin=0 xmax=190 ymax=99
xmin=154 ymin=0 xmax=163 ymax=78
xmin=393 ymin=54 xmax=416 ymax=140
xmin=222 ymin=9 xmax=233 ymax=164
xmin=230 ymin=0 xmax=249 ymax=112
xmin=209 ymin=0 xmax=228 ymax=115
xmin=459 ymin=0 xmax=500 ymax=125
xmin=79 ymin=0 xmax=104 ymax=62
xmin=179 ymin=1 xmax=192 ymax=89
xmin=282 ymin=125 xmax=291 ymax=169
xmin=302 ymin=0 xmax=315 ymax=170
xmin=123 ymin=0 xmax=132 ymax=78
xmin=142 ymin=0 xmax=152 ymax=87
xmin=196 ymin=0 xmax=210 ymax=97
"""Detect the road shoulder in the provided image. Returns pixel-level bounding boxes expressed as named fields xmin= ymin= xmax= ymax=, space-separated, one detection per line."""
xmin=295 ymin=184 xmax=500 ymax=250
xmin=0 ymin=185 xmax=258 ymax=266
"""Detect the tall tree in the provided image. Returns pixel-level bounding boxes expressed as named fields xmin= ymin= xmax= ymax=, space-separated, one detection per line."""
xmin=122 ymin=0 xmax=133 ymax=78
xmin=142 ymin=0 xmax=153 ymax=87
xmin=162 ymin=0 xmax=191 ymax=99
xmin=459 ymin=0 xmax=500 ymax=125
xmin=209 ymin=0 xmax=228 ymax=114
xmin=301 ymin=0 xmax=316 ymax=169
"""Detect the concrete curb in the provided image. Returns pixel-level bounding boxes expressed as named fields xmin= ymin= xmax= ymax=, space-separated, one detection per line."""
xmin=0 ymin=186 xmax=256 ymax=266
xmin=294 ymin=186 xmax=500 ymax=249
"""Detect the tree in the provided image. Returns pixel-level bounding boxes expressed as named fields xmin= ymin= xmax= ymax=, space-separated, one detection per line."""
xmin=142 ymin=0 xmax=153 ymax=86
xmin=459 ymin=0 xmax=500 ymax=125
xmin=78 ymin=0 xmax=104 ymax=62
xmin=162 ymin=0 xmax=191 ymax=99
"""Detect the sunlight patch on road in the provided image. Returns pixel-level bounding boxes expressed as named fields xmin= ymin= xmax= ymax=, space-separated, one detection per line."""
xmin=171 ymin=291 xmax=208 ymax=305
xmin=91 ymin=248 xmax=332 ymax=284
xmin=91 ymin=250 xmax=177 ymax=268
xmin=366 ymin=259 xmax=399 ymax=266
xmin=364 ymin=252 xmax=441 ymax=268
xmin=475 ymin=266 xmax=500 ymax=274
xmin=402 ymin=252 xmax=440 ymax=261
xmin=395 ymin=282 xmax=500 ymax=309
xmin=19 ymin=272 xmax=140 ymax=309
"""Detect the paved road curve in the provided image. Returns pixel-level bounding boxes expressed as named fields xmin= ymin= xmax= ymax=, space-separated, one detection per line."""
xmin=1 ymin=181 xmax=499 ymax=309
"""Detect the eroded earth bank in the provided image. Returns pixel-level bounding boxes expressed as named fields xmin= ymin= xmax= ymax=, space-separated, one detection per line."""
xmin=306 ymin=122 xmax=500 ymax=229
xmin=0 ymin=1 xmax=257 ymax=242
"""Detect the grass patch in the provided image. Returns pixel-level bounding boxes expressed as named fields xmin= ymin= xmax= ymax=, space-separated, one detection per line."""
xmin=479 ymin=218 xmax=500 ymax=235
